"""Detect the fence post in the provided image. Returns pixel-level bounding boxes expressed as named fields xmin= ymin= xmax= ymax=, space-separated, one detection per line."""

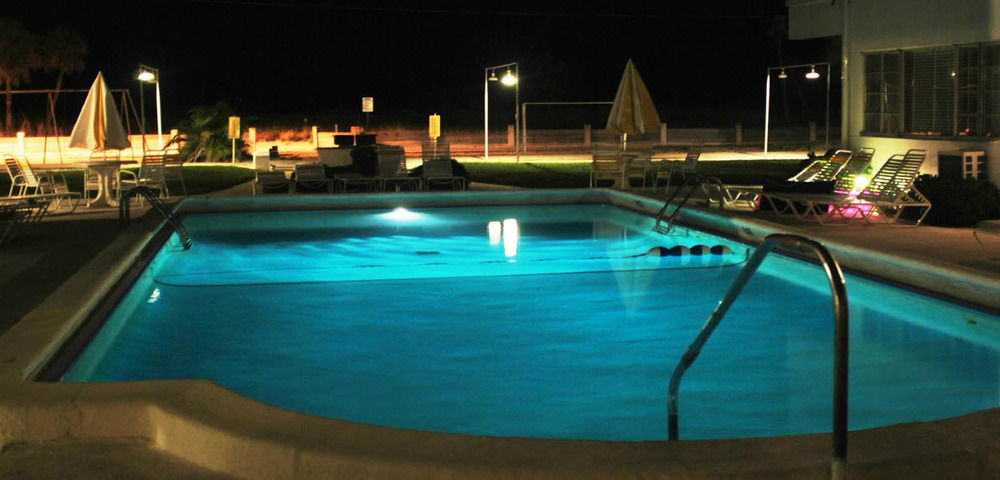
xmin=660 ymin=123 xmax=667 ymax=145
xmin=312 ymin=126 xmax=319 ymax=147
xmin=809 ymin=121 xmax=817 ymax=142
xmin=735 ymin=123 xmax=742 ymax=146
xmin=248 ymin=127 xmax=256 ymax=149
xmin=584 ymin=124 xmax=592 ymax=147
xmin=507 ymin=124 xmax=515 ymax=146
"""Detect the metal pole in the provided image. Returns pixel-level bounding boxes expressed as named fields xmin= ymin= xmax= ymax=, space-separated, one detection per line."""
xmin=154 ymin=74 xmax=163 ymax=150
xmin=484 ymin=68 xmax=489 ymax=161
xmin=514 ymin=63 xmax=520 ymax=163
xmin=138 ymin=80 xmax=146 ymax=152
xmin=825 ymin=63 xmax=831 ymax=149
xmin=764 ymin=71 xmax=771 ymax=156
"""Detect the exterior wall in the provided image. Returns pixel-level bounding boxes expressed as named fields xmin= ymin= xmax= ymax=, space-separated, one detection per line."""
xmin=787 ymin=0 xmax=1000 ymax=183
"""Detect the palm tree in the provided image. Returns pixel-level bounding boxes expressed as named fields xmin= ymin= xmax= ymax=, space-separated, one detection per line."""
xmin=0 ymin=18 xmax=39 ymax=134
xmin=40 ymin=26 xmax=86 ymax=114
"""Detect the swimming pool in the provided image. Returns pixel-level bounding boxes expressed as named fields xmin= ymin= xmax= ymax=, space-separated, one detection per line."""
xmin=55 ymin=198 xmax=1000 ymax=442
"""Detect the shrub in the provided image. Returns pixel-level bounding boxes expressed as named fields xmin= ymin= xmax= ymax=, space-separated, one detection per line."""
xmin=905 ymin=175 xmax=1000 ymax=227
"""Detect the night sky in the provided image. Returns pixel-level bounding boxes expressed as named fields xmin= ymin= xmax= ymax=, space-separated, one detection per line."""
xmin=10 ymin=1 xmax=835 ymax=130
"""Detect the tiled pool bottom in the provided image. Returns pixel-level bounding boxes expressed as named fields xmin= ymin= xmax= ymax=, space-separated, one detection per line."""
xmin=4 ymin=190 xmax=1000 ymax=478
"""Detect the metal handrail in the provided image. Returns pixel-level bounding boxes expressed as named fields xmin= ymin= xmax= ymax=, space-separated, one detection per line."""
xmin=119 ymin=186 xmax=192 ymax=250
xmin=666 ymin=234 xmax=848 ymax=479
xmin=653 ymin=175 xmax=705 ymax=234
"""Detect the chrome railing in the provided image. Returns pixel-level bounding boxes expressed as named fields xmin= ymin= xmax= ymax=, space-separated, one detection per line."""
xmin=119 ymin=186 xmax=192 ymax=250
xmin=653 ymin=175 xmax=705 ymax=234
xmin=666 ymin=233 xmax=849 ymax=479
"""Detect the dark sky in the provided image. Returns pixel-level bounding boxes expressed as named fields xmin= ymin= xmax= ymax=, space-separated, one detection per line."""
xmin=11 ymin=1 xmax=835 ymax=130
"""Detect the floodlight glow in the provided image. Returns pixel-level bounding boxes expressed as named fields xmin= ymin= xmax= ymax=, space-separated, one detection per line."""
xmin=502 ymin=218 xmax=519 ymax=258
xmin=488 ymin=221 xmax=502 ymax=245
xmin=500 ymin=69 xmax=517 ymax=86
xmin=137 ymin=70 xmax=155 ymax=82
xmin=853 ymin=174 xmax=870 ymax=191
xmin=381 ymin=207 xmax=422 ymax=221
xmin=805 ymin=66 xmax=820 ymax=79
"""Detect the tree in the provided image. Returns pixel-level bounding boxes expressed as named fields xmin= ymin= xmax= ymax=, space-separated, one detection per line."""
xmin=40 ymin=26 xmax=86 ymax=113
xmin=178 ymin=102 xmax=245 ymax=162
xmin=0 ymin=18 xmax=39 ymax=133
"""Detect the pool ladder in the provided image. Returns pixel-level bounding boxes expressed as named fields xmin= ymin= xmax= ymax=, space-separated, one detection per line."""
xmin=119 ymin=186 xmax=193 ymax=250
xmin=653 ymin=175 xmax=706 ymax=234
xmin=666 ymin=234 xmax=849 ymax=480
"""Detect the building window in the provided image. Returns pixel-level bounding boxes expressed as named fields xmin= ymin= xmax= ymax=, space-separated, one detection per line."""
xmin=864 ymin=52 xmax=902 ymax=134
xmin=863 ymin=43 xmax=1000 ymax=139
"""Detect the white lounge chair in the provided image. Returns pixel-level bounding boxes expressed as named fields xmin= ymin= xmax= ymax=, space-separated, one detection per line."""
xmin=5 ymin=154 xmax=80 ymax=213
xmin=254 ymin=171 xmax=290 ymax=195
xmin=375 ymin=145 xmax=418 ymax=192
xmin=422 ymin=158 xmax=465 ymax=190
xmin=292 ymin=164 xmax=331 ymax=193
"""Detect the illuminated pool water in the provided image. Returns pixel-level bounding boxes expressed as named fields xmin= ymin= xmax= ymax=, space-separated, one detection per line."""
xmin=62 ymin=204 xmax=1000 ymax=441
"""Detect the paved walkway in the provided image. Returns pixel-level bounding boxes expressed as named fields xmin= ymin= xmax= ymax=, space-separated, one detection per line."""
xmin=1 ymin=178 xmax=999 ymax=478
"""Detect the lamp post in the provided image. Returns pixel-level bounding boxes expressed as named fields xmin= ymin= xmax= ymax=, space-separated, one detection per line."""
xmin=484 ymin=62 xmax=519 ymax=162
xmin=137 ymin=64 xmax=163 ymax=150
xmin=764 ymin=62 xmax=830 ymax=156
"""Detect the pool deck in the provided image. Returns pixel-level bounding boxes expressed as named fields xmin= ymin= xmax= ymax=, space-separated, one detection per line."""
xmin=2 ymin=171 xmax=1000 ymax=479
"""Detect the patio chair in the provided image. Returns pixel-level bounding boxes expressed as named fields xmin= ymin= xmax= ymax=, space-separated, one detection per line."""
xmin=654 ymin=148 xmax=700 ymax=192
xmin=375 ymin=145 xmax=419 ymax=192
xmin=625 ymin=141 xmax=653 ymax=189
xmin=758 ymin=149 xmax=929 ymax=226
xmin=5 ymin=154 xmax=81 ymax=213
xmin=253 ymin=171 xmax=291 ymax=195
xmin=118 ymin=154 xmax=168 ymax=204
xmin=421 ymin=158 xmax=466 ymax=190
xmin=292 ymin=163 xmax=331 ymax=193
xmin=590 ymin=144 xmax=625 ymax=188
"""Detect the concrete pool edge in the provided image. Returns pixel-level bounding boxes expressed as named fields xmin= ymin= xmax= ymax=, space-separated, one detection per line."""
xmin=2 ymin=189 xmax=1000 ymax=478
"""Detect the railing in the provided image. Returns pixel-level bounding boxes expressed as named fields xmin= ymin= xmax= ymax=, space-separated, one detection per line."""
xmin=653 ymin=175 xmax=705 ymax=234
xmin=119 ymin=186 xmax=192 ymax=250
xmin=666 ymin=234 xmax=849 ymax=479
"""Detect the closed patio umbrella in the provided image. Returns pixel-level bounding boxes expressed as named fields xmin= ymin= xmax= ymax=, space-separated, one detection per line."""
xmin=606 ymin=59 xmax=661 ymax=149
xmin=69 ymin=72 xmax=131 ymax=152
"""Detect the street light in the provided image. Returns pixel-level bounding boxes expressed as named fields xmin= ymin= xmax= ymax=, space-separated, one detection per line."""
xmin=484 ymin=62 xmax=519 ymax=162
xmin=137 ymin=64 xmax=163 ymax=150
xmin=763 ymin=62 xmax=830 ymax=156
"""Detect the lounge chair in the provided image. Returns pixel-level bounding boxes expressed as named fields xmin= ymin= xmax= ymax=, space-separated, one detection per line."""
xmin=624 ymin=141 xmax=653 ymax=189
xmin=421 ymin=158 xmax=466 ymax=190
xmin=5 ymin=154 xmax=81 ymax=213
xmin=422 ymin=138 xmax=450 ymax=162
xmin=292 ymin=164 xmax=332 ymax=193
xmin=654 ymin=149 xmax=700 ymax=192
xmin=254 ymin=171 xmax=291 ymax=195
xmin=758 ymin=149 xmax=929 ymax=226
xmin=590 ymin=144 xmax=625 ymax=188
xmin=375 ymin=145 xmax=419 ymax=192
xmin=708 ymin=149 xmax=857 ymax=210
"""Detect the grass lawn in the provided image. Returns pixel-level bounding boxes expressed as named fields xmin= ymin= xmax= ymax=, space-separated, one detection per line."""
xmin=464 ymin=160 xmax=806 ymax=188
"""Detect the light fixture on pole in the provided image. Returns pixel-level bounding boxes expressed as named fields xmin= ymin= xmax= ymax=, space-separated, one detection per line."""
xmin=137 ymin=64 xmax=162 ymax=150
xmin=763 ymin=62 xmax=830 ymax=156
xmin=484 ymin=62 xmax=519 ymax=163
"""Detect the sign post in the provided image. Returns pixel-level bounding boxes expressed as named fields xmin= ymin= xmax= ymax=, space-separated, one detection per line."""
xmin=362 ymin=97 xmax=374 ymax=130
xmin=228 ymin=116 xmax=240 ymax=163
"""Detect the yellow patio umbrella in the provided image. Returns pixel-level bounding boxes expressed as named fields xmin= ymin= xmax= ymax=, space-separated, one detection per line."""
xmin=69 ymin=72 xmax=131 ymax=152
xmin=605 ymin=59 xmax=661 ymax=150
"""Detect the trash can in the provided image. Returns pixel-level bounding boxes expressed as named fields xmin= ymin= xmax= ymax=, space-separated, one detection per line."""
xmin=939 ymin=150 xmax=987 ymax=180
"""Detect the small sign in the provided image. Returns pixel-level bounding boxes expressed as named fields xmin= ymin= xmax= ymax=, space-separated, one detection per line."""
xmin=227 ymin=116 xmax=240 ymax=139
xmin=428 ymin=114 xmax=441 ymax=139
xmin=362 ymin=97 xmax=374 ymax=113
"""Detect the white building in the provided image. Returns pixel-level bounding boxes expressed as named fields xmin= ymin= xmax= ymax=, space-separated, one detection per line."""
xmin=787 ymin=0 xmax=1000 ymax=184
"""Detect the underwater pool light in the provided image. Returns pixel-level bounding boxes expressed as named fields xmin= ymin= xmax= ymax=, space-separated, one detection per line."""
xmin=381 ymin=207 xmax=422 ymax=221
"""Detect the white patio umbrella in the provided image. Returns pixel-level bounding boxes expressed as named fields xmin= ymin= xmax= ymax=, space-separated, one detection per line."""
xmin=69 ymin=72 xmax=131 ymax=152
xmin=606 ymin=59 xmax=661 ymax=150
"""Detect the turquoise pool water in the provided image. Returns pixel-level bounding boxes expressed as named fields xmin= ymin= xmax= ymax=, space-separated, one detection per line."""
xmin=62 ymin=204 xmax=1000 ymax=441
